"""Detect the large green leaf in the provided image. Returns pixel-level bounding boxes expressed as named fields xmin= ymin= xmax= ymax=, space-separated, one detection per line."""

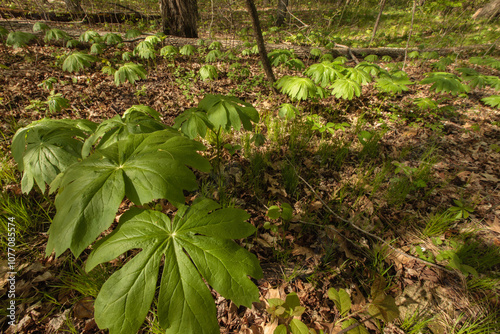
xmin=327 ymin=288 xmax=351 ymax=316
xmin=173 ymin=107 xmax=214 ymax=139
xmin=375 ymin=75 xmax=413 ymax=94
xmin=11 ymin=118 xmax=96 ymax=193
xmin=85 ymin=198 xmax=262 ymax=334
xmin=6 ymin=31 xmax=36 ymax=48
xmin=198 ymin=94 xmax=259 ymax=131
xmin=82 ymin=105 xmax=165 ymax=156
xmin=330 ymin=78 xmax=361 ymax=100
xmin=62 ymin=52 xmax=97 ymax=73
xmin=420 ymin=72 xmax=469 ymax=95
xmin=114 ymin=62 xmax=147 ymax=86
xmin=47 ymin=130 xmax=210 ymax=258
xmin=276 ymin=76 xmax=323 ymax=101
xmin=305 ymin=61 xmax=345 ymax=87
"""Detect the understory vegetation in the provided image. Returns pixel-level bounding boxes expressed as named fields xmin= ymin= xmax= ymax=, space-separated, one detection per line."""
xmin=0 ymin=0 xmax=499 ymax=333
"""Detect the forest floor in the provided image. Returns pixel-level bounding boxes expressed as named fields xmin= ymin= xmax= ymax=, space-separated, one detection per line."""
xmin=0 ymin=16 xmax=500 ymax=334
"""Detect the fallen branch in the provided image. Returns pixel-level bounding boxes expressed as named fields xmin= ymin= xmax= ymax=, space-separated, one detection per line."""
xmin=294 ymin=172 xmax=461 ymax=277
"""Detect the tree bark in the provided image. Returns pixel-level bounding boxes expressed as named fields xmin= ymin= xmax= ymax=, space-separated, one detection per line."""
xmin=275 ymin=0 xmax=288 ymax=26
xmin=244 ymin=0 xmax=276 ymax=84
xmin=369 ymin=0 xmax=386 ymax=46
xmin=160 ymin=0 xmax=198 ymax=38
xmin=63 ymin=0 xmax=83 ymax=13
xmin=473 ymin=0 xmax=500 ymax=19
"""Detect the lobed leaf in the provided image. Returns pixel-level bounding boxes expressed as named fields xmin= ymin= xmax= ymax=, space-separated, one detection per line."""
xmin=114 ymin=62 xmax=147 ymax=86
xmin=420 ymin=72 xmax=469 ymax=95
xmin=482 ymin=95 xmax=500 ymax=108
xmin=82 ymin=105 xmax=165 ymax=156
xmin=173 ymin=107 xmax=214 ymax=139
xmin=62 ymin=52 xmax=97 ymax=73
xmin=276 ymin=76 xmax=321 ymax=101
xmin=85 ymin=198 xmax=262 ymax=334
xmin=198 ymin=94 xmax=259 ymax=131
xmin=11 ymin=118 xmax=96 ymax=193
xmin=6 ymin=31 xmax=36 ymax=48
xmin=305 ymin=61 xmax=345 ymax=87
xmin=330 ymin=78 xmax=361 ymax=100
xmin=47 ymin=130 xmax=211 ymax=258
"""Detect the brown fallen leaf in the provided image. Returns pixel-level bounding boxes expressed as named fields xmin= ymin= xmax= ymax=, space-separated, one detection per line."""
xmin=46 ymin=309 xmax=71 ymax=334
xmin=74 ymin=297 xmax=94 ymax=319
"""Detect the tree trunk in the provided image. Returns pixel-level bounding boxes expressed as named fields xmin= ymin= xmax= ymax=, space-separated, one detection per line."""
xmin=244 ymin=0 xmax=276 ymax=84
xmin=473 ymin=0 xmax=500 ymax=19
xmin=369 ymin=0 xmax=386 ymax=46
xmin=160 ymin=0 xmax=198 ymax=38
xmin=275 ymin=0 xmax=288 ymax=26
xmin=63 ymin=0 xmax=83 ymax=13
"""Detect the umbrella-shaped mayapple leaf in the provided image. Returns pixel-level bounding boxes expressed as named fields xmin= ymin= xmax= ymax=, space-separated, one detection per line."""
xmin=85 ymin=198 xmax=263 ymax=334
xmin=46 ymin=130 xmax=210 ymax=258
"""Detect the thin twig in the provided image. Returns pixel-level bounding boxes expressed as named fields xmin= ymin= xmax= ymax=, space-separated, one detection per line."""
xmin=294 ymin=172 xmax=460 ymax=276
xmin=403 ymin=0 xmax=417 ymax=71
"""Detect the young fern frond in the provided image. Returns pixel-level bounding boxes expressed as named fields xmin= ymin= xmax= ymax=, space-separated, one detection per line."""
xmin=276 ymin=76 xmax=322 ymax=101
xmin=114 ymin=63 xmax=147 ymax=86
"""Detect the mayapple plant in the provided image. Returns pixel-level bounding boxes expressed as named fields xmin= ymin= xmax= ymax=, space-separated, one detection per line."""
xmin=12 ymin=99 xmax=263 ymax=334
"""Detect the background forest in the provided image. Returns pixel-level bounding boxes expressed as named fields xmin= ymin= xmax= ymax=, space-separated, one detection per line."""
xmin=0 ymin=0 xmax=499 ymax=333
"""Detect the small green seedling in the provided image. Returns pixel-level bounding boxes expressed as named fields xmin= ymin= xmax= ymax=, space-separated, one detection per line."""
xmin=448 ymin=199 xmax=474 ymax=219
xmin=267 ymin=292 xmax=314 ymax=334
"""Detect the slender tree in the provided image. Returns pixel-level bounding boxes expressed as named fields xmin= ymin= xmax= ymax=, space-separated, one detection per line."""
xmin=159 ymin=0 xmax=198 ymax=38
xmin=64 ymin=0 xmax=83 ymax=13
xmin=276 ymin=0 xmax=289 ymax=26
xmin=245 ymin=0 xmax=276 ymax=84
xmin=369 ymin=0 xmax=386 ymax=46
